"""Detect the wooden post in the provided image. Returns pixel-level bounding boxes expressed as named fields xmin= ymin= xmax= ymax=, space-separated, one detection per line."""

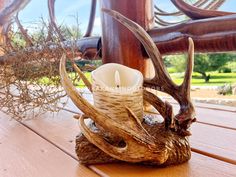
xmin=100 ymin=0 xmax=154 ymax=76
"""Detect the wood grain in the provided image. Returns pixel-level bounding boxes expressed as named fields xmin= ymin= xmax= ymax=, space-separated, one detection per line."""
xmin=170 ymin=0 xmax=234 ymax=20
xmin=148 ymin=14 xmax=236 ymax=55
xmin=164 ymin=98 xmax=236 ymax=112
xmin=191 ymin=123 xmax=236 ymax=164
xmin=93 ymin=152 xmax=236 ymax=177
xmin=190 ymin=102 xmax=236 ymax=112
xmin=169 ymin=104 xmax=236 ymax=130
xmin=100 ymin=0 xmax=154 ymax=76
xmin=0 ymin=113 xmax=98 ymax=177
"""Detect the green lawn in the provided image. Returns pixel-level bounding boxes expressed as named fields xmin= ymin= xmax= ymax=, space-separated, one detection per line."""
xmin=170 ymin=72 xmax=236 ymax=86
xmin=37 ymin=72 xmax=235 ymax=87
xmin=76 ymin=72 xmax=236 ymax=87
xmin=38 ymin=72 xmax=92 ymax=87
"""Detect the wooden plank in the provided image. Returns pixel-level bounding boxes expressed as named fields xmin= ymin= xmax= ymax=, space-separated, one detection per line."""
xmin=195 ymin=108 xmax=236 ymax=130
xmin=190 ymin=123 xmax=236 ymax=164
xmin=15 ymin=99 xmax=236 ymax=176
xmin=0 ymin=114 xmax=99 ymax=177
xmin=93 ymin=152 xmax=236 ymax=177
xmin=191 ymin=102 xmax=236 ymax=112
xmin=162 ymin=103 xmax=236 ymax=130
xmin=162 ymin=96 xmax=236 ymax=112
xmin=21 ymin=109 xmax=80 ymax=158
xmin=23 ymin=114 xmax=236 ymax=176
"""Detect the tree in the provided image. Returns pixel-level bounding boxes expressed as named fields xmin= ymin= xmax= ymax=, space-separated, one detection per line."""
xmin=194 ymin=53 xmax=234 ymax=82
xmin=165 ymin=53 xmax=235 ymax=82
xmin=194 ymin=54 xmax=211 ymax=82
xmin=164 ymin=55 xmax=187 ymax=72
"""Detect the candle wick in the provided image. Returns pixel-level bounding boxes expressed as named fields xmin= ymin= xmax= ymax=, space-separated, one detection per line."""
xmin=115 ymin=70 xmax=121 ymax=88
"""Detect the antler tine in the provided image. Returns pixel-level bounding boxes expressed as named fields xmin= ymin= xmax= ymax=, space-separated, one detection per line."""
xmin=15 ymin=13 xmax=34 ymax=46
xmin=102 ymin=8 xmax=177 ymax=90
xmin=143 ymin=90 xmax=174 ymax=129
xmin=70 ymin=60 xmax=92 ymax=92
xmin=84 ymin=0 xmax=97 ymax=37
xmin=48 ymin=0 xmax=64 ymax=41
xmin=0 ymin=0 xmax=30 ymax=25
xmin=174 ymin=38 xmax=196 ymax=135
xmin=181 ymin=38 xmax=194 ymax=99
xmin=170 ymin=0 xmax=234 ymax=20
xmin=60 ymin=54 xmax=108 ymax=124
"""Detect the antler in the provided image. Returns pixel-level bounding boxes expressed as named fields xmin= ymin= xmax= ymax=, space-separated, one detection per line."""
xmin=170 ymin=0 xmax=234 ymax=20
xmin=103 ymin=9 xmax=196 ymax=135
xmin=60 ymin=54 xmax=169 ymax=164
xmin=59 ymin=8 xmax=196 ymax=165
xmin=84 ymin=0 xmax=97 ymax=37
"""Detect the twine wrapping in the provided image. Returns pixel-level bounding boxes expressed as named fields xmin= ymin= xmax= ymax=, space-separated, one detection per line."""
xmin=92 ymin=83 xmax=143 ymax=122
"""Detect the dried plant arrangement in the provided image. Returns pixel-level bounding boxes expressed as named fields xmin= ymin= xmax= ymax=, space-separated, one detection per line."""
xmin=0 ymin=0 xmax=99 ymax=119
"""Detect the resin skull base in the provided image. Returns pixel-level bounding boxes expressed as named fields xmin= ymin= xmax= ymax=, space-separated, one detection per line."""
xmin=75 ymin=116 xmax=191 ymax=166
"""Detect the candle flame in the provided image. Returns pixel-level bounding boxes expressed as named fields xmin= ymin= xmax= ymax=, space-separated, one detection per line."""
xmin=115 ymin=70 xmax=121 ymax=88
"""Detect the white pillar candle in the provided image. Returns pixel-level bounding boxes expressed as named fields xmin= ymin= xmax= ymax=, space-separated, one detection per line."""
xmin=92 ymin=63 xmax=143 ymax=122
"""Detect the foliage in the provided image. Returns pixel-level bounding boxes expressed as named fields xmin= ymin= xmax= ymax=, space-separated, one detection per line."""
xmin=59 ymin=25 xmax=82 ymax=40
xmin=167 ymin=67 xmax=177 ymax=73
xmin=164 ymin=55 xmax=186 ymax=73
xmin=219 ymin=67 xmax=232 ymax=73
xmin=170 ymin=72 xmax=236 ymax=86
xmin=165 ymin=53 xmax=236 ymax=82
xmin=225 ymin=61 xmax=236 ymax=73
xmin=194 ymin=53 xmax=235 ymax=82
xmin=0 ymin=16 xmax=84 ymax=120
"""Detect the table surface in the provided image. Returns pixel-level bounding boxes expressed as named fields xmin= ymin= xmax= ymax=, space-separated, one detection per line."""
xmin=0 ymin=92 xmax=236 ymax=177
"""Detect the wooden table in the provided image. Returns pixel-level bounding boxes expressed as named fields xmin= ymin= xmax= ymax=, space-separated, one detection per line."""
xmin=0 ymin=92 xmax=236 ymax=177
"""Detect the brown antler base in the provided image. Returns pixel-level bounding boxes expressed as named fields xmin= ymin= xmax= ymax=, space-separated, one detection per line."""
xmin=75 ymin=116 xmax=191 ymax=166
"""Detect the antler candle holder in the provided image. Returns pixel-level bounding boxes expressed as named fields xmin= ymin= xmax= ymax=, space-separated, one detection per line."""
xmin=59 ymin=9 xmax=196 ymax=166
